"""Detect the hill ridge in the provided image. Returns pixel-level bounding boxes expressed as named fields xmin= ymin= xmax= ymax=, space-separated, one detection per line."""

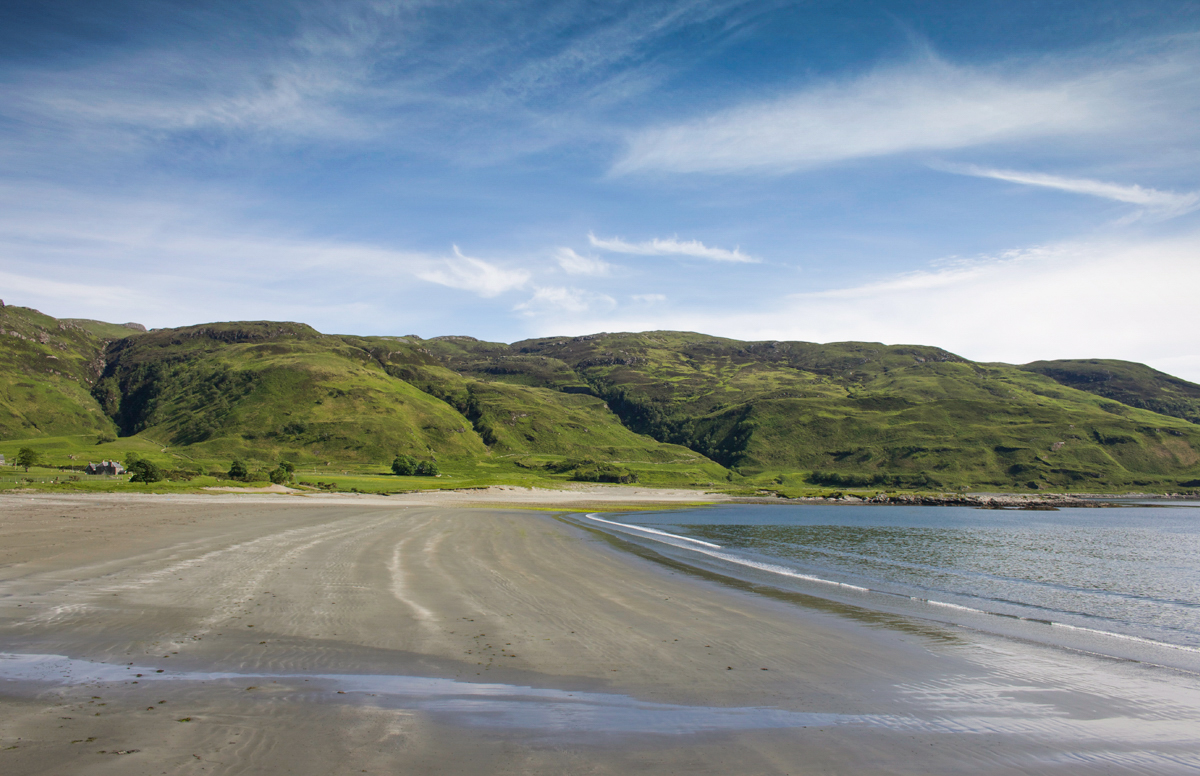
xmin=2 ymin=306 xmax=1198 ymax=492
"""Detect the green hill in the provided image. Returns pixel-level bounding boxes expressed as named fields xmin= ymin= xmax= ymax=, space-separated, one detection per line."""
xmin=1020 ymin=359 xmax=1200 ymax=425
xmin=1 ymin=306 xmax=1198 ymax=492
xmin=76 ymin=322 xmax=711 ymax=481
xmin=428 ymin=332 xmax=1200 ymax=491
xmin=60 ymin=319 xmax=148 ymax=340
xmin=92 ymin=322 xmax=491 ymax=463
xmin=0 ymin=305 xmax=117 ymax=439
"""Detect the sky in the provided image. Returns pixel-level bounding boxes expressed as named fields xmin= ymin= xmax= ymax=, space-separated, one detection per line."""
xmin=2 ymin=0 xmax=1199 ymax=379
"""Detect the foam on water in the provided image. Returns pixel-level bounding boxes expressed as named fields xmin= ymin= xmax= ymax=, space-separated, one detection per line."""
xmin=583 ymin=514 xmax=721 ymax=549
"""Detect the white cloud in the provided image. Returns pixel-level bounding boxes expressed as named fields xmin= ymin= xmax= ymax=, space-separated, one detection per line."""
xmin=612 ymin=52 xmax=1197 ymax=175
xmin=0 ymin=183 xmax=533 ymax=329
xmin=588 ymin=232 xmax=757 ymax=262
xmin=555 ymin=247 xmax=614 ymax=276
xmin=940 ymin=164 xmax=1200 ymax=220
xmin=515 ymin=286 xmax=616 ymax=316
xmin=521 ymin=233 xmax=1200 ymax=383
xmin=416 ymin=246 xmax=530 ymax=297
xmin=631 ymin=293 xmax=666 ymax=303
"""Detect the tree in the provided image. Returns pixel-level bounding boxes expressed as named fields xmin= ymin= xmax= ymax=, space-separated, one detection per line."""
xmin=128 ymin=459 xmax=164 ymax=483
xmin=228 ymin=459 xmax=249 ymax=481
xmin=269 ymin=460 xmax=295 ymax=484
xmin=15 ymin=447 xmax=40 ymax=472
xmin=391 ymin=454 xmax=418 ymax=476
xmin=415 ymin=459 xmax=439 ymax=477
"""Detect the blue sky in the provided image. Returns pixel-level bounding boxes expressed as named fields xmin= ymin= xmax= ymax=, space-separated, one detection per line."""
xmin=2 ymin=1 xmax=1199 ymax=378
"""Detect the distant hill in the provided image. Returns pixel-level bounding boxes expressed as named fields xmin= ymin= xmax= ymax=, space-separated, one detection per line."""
xmin=2 ymin=305 xmax=1199 ymax=491
xmin=60 ymin=319 xmax=148 ymax=339
xmin=431 ymin=332 xmax=1200 ymax=490
xmin=1020 ymin=359 xmax=1200 ymax=425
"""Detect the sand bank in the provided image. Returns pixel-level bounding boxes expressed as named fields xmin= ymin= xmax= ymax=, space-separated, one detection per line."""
xmin=1 ymin=495 xmax=1198 ymax=774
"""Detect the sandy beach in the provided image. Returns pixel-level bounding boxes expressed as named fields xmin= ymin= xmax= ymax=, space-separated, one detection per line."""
xmin=2 ymin=492 xmax=1199 ymax=774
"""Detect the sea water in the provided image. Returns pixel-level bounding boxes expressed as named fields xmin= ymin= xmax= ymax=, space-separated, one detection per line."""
xmin=572 ymin=502 xmax=1200 ymax=669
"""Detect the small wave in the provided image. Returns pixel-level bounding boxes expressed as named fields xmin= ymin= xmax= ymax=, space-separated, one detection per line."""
xmin=1049 ymin=622 xmax=1200 ymax=654
xmin=583 ymin=514 xmax=722 ymax=549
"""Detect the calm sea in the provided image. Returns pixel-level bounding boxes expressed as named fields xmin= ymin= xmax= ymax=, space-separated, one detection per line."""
xmin=572 ymin=502 xmax=1200 ymax=669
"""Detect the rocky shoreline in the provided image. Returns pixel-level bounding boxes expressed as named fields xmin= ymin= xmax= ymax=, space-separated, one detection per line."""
xmin=742 ymin=491 xmax=1200 ymax=509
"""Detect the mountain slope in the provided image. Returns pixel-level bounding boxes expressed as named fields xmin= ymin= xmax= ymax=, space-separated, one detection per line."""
xmin=3 ymin=308 xmax=1199 ymax=490
xmin=84 ymin=323 xmax=708 ymax=471
xmin=0 ymin=305 xmax=116 ymax=438
xmin=1020 ymin=359 xmax=1200 ymax=425
xmin=92 ymin=322 xmax=491 ymax=463
xmin=431 ymin=332 xmax=1200 ymax=489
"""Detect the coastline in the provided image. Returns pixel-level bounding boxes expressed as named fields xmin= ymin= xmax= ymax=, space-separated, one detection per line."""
xmin=1 ymin=494 xmax=1199 ymax=773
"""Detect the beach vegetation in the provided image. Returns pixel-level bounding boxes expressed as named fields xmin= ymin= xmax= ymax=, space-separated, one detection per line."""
xmin=228 ymin=459 xmax=250 ymax=481
xmin=391 ymin=454 xmax=418 ymax=475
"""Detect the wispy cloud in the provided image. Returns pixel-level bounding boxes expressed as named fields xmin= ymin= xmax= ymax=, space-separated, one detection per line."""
xmin=417 ymin=246 xmax=530 ymax=297
xmin=612 ymin=49 xmax=1200 ymax=175
xmin=588 ymin=232 xmax=757 ymax=262
xmin=940 ymin=164 xmax=1200 ymax=220
xmin=0 ymin=183 xmax=536 ymax=330
xmin=555 ymin=247 xmax=614 ymax=276
xmin=515 ymin=286 xmax=616 ymax=316
xmin=0 ymin=0 xmax=765 ymax=169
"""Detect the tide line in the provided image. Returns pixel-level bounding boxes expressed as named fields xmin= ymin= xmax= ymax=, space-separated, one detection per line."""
xmin=583 ymin=514 xmax=721 ymax=549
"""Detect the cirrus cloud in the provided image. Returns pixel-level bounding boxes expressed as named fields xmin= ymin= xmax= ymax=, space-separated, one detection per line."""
xmin=588 ymin=232 xmax=757 ymax=262
xmin=611 ymin=48 xmax=1200 ymax=175
xmin=938 ymin=163 xmax=1200 ymax=221
xmin=416 ymin=246 xmax=531 ymax=298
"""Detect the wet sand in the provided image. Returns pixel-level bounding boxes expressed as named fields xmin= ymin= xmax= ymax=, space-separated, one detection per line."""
xmin=1 ymin=493 xmax=1199 ymax=774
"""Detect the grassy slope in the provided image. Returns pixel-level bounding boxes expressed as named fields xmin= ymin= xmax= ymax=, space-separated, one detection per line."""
xmin=93 ymin=323 xmax=489 ymax=465
xmin=438 ymin=332 xmax=1200 ymax=490
xmin=0 ymin=306 xmax=117 ymax=438
xmin=1021 ymin=359 xmax=1200 ymax=424
xmin=351 ymin=335 xmax=727 ymax=482
xmin=4 ymin=311 xmax=1199 ymax=492
xmin=60 ymin=319 xmax=147 ymax=340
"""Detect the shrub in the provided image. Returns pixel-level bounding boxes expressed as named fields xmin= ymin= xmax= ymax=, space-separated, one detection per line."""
xmin=228 ymin=459 xmax=250 ymax=481
xmin=391 ymin=454 xmax=418 ymax=476
xmin=415 ymin=459 xmax=440 ymax=477
xmin=571 ymin=463 xmax=638 ymax=484
xmin=268 ymin=466 xmax=292 ymax=484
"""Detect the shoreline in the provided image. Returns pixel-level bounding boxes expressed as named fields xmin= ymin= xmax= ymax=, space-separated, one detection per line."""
xmin=4 ymin=483 xmax=1196 ymax=512
xmin=2 ymin=497 xmax=1199 ymax=773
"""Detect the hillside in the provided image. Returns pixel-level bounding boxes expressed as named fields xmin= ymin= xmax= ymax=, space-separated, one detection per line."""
xmin=425 ymin=332 xmax=1200 ymax=490
xmin=1021 ymin=359 xmax=1200 ymax=425
xmin=1 ymin=305 xmax=1199 ymax=492
xmin=0 ymin=305 xmax=116 ymax=438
